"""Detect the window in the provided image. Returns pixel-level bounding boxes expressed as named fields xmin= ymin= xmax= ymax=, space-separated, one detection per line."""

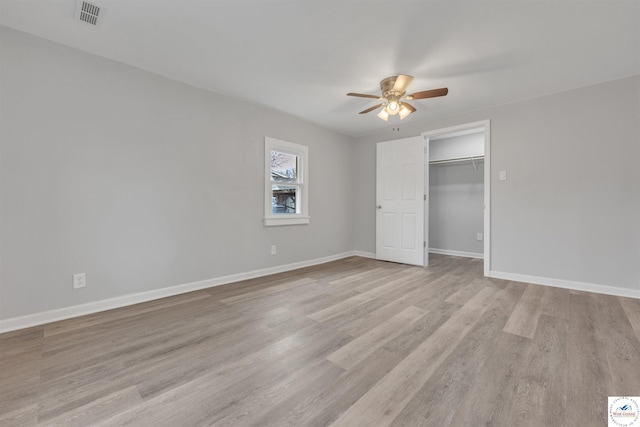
xmin=264 ymin=137 xmax=309 ymax=226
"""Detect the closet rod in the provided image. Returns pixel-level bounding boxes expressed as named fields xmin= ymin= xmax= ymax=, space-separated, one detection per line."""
xmin=429 ymin=156 xmax=484 ymax=165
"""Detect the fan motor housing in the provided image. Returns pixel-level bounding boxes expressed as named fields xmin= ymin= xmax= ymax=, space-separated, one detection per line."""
xmin=380 ymin=76 xmax=397 ymax=93
xmin=380 ymin=76 xmax=406 ymax=99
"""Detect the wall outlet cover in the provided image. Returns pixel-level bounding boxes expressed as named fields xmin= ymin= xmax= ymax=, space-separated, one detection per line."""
xmin=73 ymin=273 xmax=86 ymax=289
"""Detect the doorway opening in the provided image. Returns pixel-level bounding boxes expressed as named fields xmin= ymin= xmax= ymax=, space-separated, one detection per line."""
xmin=422 ymin=120 xmax=490 ymax=276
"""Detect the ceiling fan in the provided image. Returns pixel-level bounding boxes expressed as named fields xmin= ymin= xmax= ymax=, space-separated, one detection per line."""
xmin=347 ymin=75 xmax=448 ymax=121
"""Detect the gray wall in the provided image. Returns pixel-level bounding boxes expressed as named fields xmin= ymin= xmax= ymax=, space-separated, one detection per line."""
xmin=0 ymin=27 xmax=355 ymax=320
xmin=2 ymin=26 xmax=638 ymax=322
xmin=354 ymin=75 xmax=640 ymax=291
xmin=429 ymin=161 xmax=484 ymax=255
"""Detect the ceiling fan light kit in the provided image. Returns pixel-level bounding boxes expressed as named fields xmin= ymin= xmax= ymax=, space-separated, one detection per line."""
xmin=347 ymin=74 xmax=448 ymax=121
xmin=377 ymin=108 xmax=390 ymax=121
xmin=398 ymin=104 xmax=412 ymax=119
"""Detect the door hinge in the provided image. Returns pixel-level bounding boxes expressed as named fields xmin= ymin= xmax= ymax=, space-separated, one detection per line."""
xmin=424 ymin=194 xmax=427 ymax=201
xmin=423 ymin=241 xmax=426 ymax=248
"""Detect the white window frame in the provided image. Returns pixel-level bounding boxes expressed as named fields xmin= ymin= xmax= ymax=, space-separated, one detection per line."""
xmin=264 ymin=137 xmax=309 ymax=226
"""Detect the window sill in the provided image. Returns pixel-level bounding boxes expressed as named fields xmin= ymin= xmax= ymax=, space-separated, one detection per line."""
xmin=264 ymin=216 xmax=310 ymax=227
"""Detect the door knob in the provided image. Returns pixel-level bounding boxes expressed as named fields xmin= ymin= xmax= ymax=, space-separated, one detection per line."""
xmin=377 ymin=205 xmax=382 ymax=209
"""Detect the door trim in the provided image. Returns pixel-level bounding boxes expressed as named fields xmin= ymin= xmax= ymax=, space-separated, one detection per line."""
xmin=422 ymin=120 xmax=491 ymax=276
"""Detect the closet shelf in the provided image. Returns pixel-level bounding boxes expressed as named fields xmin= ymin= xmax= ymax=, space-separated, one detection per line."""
xmin=429 ymin=156 xmax=484 ymax=165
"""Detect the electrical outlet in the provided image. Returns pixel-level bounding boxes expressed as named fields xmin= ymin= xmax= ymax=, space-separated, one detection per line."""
xmin=271 ymin=245 xmax=277 ymax=255
xmin=73 ymin=273 xmax=86 ymax=289
xmin=477 ymin=233 xmax=483 ymax=241
xmin=499 ymin=171 xmax=507 ymax=181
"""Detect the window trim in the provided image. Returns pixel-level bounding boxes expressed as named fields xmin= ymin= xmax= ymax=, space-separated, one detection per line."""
xmin=264 ymin=137 xmax=309 ymax=226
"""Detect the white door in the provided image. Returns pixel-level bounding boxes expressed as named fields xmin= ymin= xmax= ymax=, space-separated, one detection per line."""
xmin=376 ymin=136 xmax=425 ymax=266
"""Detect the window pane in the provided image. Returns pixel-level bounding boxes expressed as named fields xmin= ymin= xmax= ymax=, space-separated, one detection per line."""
xmin=272 ymin=185 xmax=298 ymax=214
xmin=270 ymin=150 xmax=297 ymax=183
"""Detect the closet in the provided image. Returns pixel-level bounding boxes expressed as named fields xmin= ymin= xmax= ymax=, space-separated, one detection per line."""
xmin=428 ymin=129 xmax=485 ymax=259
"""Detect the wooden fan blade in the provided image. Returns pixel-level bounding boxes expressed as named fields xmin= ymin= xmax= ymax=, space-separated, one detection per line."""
xmin=406 ymin=88 xmax=448 ymax=100
xmin=392 ymin=75 xmax=414 ymax=94
xmin=401 ymin=102 xmax=416 ymax=112
xmin=347 ymin=92 xmax=381 ymax=99
xmin=359 ymin=104 xmax=383 ymax=114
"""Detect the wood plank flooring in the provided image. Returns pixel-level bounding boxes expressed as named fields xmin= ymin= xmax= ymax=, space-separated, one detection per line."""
xmin=1 ymin=254 xmax=639 ymax=426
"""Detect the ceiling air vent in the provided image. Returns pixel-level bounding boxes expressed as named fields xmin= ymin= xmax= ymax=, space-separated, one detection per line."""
xmin=74 ymin=0 xmax=103 ymax=26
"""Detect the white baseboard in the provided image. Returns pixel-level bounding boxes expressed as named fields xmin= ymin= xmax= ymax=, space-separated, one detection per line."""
xmin=353 ymin=250 xmax=376 ymax=259
xmin=0 ymin=251 xmax=360 ymax=333
xmin=429 ymin=248 xmax=484 ymax=259
xmin=489 ymin=270 xmax=640 ymax=300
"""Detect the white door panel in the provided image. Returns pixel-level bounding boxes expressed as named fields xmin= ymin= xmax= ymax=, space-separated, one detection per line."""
xmin=376 ymin=136 xmax=425 ymax=266
xmin=402 ymin=213 xmax=417 ymax=250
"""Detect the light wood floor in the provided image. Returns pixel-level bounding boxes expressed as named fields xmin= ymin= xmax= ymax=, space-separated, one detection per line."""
xmin=1 ymin=254 xmax=639 ymax=426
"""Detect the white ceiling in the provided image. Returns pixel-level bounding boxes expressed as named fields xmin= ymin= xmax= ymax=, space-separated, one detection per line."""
xmin=1 ymin=0 xmax=639 ymax=137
